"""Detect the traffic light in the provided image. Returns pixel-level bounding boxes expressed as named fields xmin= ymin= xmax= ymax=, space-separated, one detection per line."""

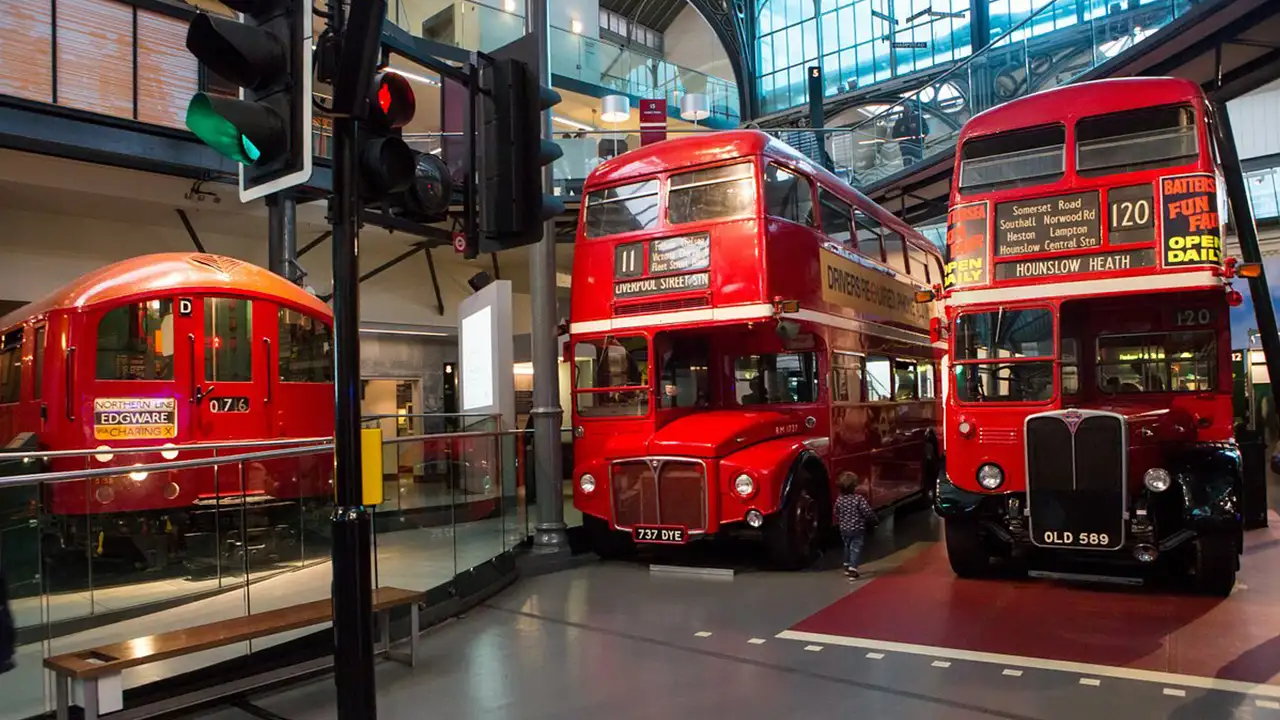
xmin=358 ymin=70 xmax=417 ymax=201
xmin=477 ymin=34 xmax=565 ymax=254
xmin=185 ymin=0 xmax=312 ymax=203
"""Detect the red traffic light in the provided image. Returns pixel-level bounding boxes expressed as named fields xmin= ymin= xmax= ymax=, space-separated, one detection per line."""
xmin=369 ymin=70 xmax=416 ymax=130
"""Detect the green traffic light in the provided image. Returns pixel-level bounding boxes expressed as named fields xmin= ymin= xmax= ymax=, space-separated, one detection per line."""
xmin=185 ymin=93 xmax=262 ymax=165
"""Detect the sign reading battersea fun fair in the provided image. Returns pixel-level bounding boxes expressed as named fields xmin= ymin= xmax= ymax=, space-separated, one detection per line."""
xmin=820 ymin=248 xmax=930 ymax=328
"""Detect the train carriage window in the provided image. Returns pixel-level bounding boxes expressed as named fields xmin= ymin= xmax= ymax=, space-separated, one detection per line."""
xmin=205 ymin=298 xmax=252 ymax=382
xmin=854 ymin=211 xmax=884 ymax=262
xmin=893 ymin=360 xmax=918 ymax=400
xmin=278 ymin=309 xmax=333 ymax=382
xmin=883 ymin=230 xmax=908 ymax=275
xmin=818 ymin=189 xmax=853 ymax=245
xmin=831 ymin=352 xmax=863 ymax=404
xmin=865 ymin=356 xmax=893 ymax=402
xmin=959 ymin=124 xmax=1065 ymax=192
xmin=763 ymin=165 xmax=815 ymax=226
xmin=96 ymin=301 xmax=174 ymax=381
xmin=734 ymin=352 xmax=817 ymax=405
xmin=0 ymin=329 xmax=21 ymax=403
xmin=1076 ymin=105 xmax=1198 ymax=176
xmin=584 ymin=179 xmax=660 ymax=238
xmin=33 ymin=326 xmax=45 ymax=400
xmin=667 ymin=161 xmax=756 ymax=225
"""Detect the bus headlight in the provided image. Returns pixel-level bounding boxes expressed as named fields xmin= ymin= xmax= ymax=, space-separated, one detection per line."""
xmin=977 ymin=464 xmax=1004 ymax=490
xmin=579 ymin=473 xmax=596 ymax=493
xmin=733 ymin=474 xmax=756 ymax=498
xmin=1144 ymin=468 xmax=1172 ymax=493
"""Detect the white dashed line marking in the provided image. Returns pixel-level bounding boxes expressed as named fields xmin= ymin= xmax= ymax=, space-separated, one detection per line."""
xmin=748 ymin=638 xmax=767 ymax=645
xmin=694 ymin=631 xmax=712 ymax=638
xmin=1257 ymin=699 xmax=1280 ymax=710
xmin=865 ymin=652 xmax=885 ymax=660
xmin=1003 ymin=669 xmax=1023 ymax=677
xmin=1163 ymin=688 xmax=1187 ymax=697
xmin=804 ymin=645 xmax=824 ymax=652
xmin=932 ymin=661 xmax=952 ymax=668
xmin=1080 ymin=678 xmax=1101 ymax=687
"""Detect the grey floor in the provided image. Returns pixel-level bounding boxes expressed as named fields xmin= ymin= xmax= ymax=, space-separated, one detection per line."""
xmin=188 ymin=508 xmax=1278 ymax=720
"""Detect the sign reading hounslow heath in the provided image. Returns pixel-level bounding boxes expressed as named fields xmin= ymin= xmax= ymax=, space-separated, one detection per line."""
xmin=820 ymin=248 xmax=931 ymax=329
xmin=993 ymin=247 xmax=1156 ymax=281
xmin=93 ymin=398 xmax=177 ymax=440
xmin=995 ymin=191 xmax=1101 ymax=257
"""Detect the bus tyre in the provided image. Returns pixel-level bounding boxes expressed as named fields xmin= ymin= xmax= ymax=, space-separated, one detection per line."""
xmin=1192 ymin=533 xmax=1237 ymax=597
xmin=944 ymin=519 xmax=990 ymax=578
xmin=584 ymin=515 xmax=632 ymax=560
xmin=764 ymin=471 xmax=824 ymax=570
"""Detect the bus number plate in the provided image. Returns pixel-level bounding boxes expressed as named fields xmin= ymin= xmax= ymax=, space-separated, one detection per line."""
xmin=209 ymin=397 xmax=250 ymax=413
xmin=632 ymin=525 xmax=687 ymax=544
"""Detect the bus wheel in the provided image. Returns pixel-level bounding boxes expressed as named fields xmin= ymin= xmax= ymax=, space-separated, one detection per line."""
xmin=1192 ymin=533 xmax=1237 ymax=597
xmin=944 ymin=518 xmax=990 ymax=578
xmin=764 ymin=471 xmax=823 ymax=570
xmin=584 ymin=515 xmax=633 ymax=560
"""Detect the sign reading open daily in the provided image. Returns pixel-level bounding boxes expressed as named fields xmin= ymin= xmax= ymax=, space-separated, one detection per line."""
xmin=995 ymin=191 xmax=1101 ymax=257
xmin=821 ymin=248 xmax=930 ymax=329
xmin=93 ymin=398 xmax=177 ymax=440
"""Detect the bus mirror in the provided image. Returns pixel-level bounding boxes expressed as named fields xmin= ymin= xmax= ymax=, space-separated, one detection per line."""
xmin=914 ymin=289 xmax=935 ymax=304
xmin=1237 ymin=263 xmax=1263 ymax=279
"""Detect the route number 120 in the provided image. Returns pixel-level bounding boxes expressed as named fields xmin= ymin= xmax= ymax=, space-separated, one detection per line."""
xmin=1174 ymin=308 xmax=1212 ymax=326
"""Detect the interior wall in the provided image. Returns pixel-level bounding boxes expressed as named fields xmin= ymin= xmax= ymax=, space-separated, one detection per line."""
xmin=1228 ymin=77 xmax=1280 ymax=161
xmin=663 ymin=4 xmax=733 ymax=82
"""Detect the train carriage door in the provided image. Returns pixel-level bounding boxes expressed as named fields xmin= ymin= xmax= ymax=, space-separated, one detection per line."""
xmin=91 ymin=298 xmax=193 ymax=444
xmin=192 ymin=296 xmax=269 ymax=440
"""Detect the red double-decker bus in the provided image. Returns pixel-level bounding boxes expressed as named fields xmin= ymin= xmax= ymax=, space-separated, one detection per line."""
xmin=568 ymin=130 xmax=944 ymax=567
xmin=933 ymin=77 xmax=1248 ymax=594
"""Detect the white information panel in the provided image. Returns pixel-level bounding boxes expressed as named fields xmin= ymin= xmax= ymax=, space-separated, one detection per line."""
xmin=457 ymin=280 xmax=515 ymax=429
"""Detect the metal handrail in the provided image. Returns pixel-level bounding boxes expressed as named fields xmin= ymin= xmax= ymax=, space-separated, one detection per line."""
xmin=0 ymin=436 xmax=333 ymax=460
xmin=381 ymin=428 xmax=530 ymax=446
xmin=0 ymin=443 xmax=335 ymax=489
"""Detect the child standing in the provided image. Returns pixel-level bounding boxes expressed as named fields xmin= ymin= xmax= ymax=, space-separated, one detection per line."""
xmin=833 ymin=477 xmax=878 ymax=578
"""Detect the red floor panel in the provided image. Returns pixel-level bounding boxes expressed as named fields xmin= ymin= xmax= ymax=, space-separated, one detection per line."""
xmin=793 ymin=521 xmax=1280 ymax=684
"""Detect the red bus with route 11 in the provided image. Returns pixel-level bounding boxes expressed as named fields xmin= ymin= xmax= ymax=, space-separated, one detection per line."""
xmin=932 ymin=77 xmax=1249 ymax=594
xmin=568 ymin=130 xmax=944 ymax=568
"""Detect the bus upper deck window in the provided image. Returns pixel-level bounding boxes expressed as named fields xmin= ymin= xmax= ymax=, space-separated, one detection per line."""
xmin=96 ymin=300 xmax=174 ymax=381
xmin=668 ymin=161 xmax=755 ymax=225
xmin=1076 ymin=105 xmax=1198 ymax=177
xmin=854 ymin=211 xmax=885 ymax=262
xmin=584 ymin=179 xmax=660 ymax=238
xmin=818 ymin=189 xmax=852 ymax=246
xmin=763 ymin=164 xmax=815 ymax=226
xmin=958 ymin=124 xmax=1065 ymax=192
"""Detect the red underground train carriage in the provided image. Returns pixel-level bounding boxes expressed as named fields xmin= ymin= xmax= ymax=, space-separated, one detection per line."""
xmin=0 ymin=252 xmax=335 ymax=577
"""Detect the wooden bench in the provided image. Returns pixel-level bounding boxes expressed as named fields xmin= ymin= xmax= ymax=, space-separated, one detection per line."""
xmin=44 ymin=586 xmax=424 ymax=720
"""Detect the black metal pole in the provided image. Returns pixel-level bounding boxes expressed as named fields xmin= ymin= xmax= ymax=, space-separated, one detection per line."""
xmin=267 ymin=193 xmax=298 ymax=281
xmin=328 ymin=0 xmax=376 ymax=714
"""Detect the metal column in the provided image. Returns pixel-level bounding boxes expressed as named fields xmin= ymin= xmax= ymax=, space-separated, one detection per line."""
xmin=267 ymin=193 xmax=298 ymax=282
xmin=527 ymin=0 xmax=568 ymax=553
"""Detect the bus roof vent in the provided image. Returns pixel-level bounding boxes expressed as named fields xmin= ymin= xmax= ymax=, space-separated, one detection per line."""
xmin=189 ymin=254 xmax=245 ymax=276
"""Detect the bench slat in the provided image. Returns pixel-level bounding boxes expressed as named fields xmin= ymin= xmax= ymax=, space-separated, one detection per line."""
xmin=44 ymin=587 xmax=424 ymax=679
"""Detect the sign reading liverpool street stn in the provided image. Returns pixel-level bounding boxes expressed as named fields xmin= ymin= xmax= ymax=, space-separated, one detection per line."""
xmin=93 ymin=397 xmax=178 ymax=440
xmin=995 ymin=191 xmax=1101 ymax=257
xmin=615 ymin=272 xmax=711 ymax=298
xmin=821 ymin=247 xmax=931 ymax=329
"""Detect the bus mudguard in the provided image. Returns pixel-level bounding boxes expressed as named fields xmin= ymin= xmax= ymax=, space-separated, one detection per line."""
xmin=1166 ymin=442 xmax=1242 ymax=529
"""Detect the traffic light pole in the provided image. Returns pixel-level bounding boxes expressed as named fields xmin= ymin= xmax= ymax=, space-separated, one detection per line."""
xmin=267 ymin=193 xmax=298 ymax=282
xmin=526 ymin=0 xmax=568 ymax=553
xmin=328 ymin=0 xmax=377 ymax=714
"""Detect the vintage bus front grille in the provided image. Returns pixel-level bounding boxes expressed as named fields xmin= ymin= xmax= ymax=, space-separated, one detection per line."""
xmin=1025 ymin=411 xmax=1126 ymax=550
xmin=610 ymin=458 xmax=707 ymax=531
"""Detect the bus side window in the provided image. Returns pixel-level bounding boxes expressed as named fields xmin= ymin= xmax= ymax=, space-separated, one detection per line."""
xmin=764 ymin=164 xmax=815 ymax=226
xmin=918 ymin=361 xmax=936 ymax=399
xmin=278 ymin=308 xmax=334 ymax=382
xmin=854 ymin=211 xmax=884 ymax=262
xmin=818 ymin=189 xmax=853 ymax=248
xmin=831 ymin=352 xmax=863 ymax=403
xmin=865 ymin=356 xmax=893 ymax=402
xmin=0 ymin=328 xmax=22 ymax=404
xmin=33 ymin=326 xmax=45 ymax=400
xmin=893 ymin=360 xmax=918 ymax=400
xmin=883 ymin=230 xmax=909 ymax=275
xmin=908 ymin=245 xmax=931 ymax=284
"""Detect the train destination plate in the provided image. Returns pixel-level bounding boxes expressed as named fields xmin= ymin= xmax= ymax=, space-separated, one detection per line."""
xmin=632 ymin=525 xmax=688 ymax=544
xmin=615 ymin=271 xmax=710 ymax=298
xmin=995 ymin=191 xmax=1101 ymax=257
xmin=93 ymin=397 xmax=177 ymax=440
xmin=648 ymin=234 xmax=710 ymax=274
xmin=994 ymin=247 xmax=1155 ymax=280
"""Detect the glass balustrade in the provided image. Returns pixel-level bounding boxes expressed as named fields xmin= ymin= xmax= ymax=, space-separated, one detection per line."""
xmin=0 ymin=419 xmax=524 ymax=720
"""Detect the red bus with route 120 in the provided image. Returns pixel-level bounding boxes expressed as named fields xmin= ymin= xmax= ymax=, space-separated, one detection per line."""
xmin=931 ymin=77 xmax=1250 ymax=594
xmin=568 ymin=130 xmax=944 ymax=568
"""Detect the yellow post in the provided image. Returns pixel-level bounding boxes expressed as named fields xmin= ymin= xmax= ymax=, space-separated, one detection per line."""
xmin=359 ymin=427 xmax=385 ymax=506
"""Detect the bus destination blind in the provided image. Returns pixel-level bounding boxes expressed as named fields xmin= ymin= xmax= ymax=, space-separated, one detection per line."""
xmin=614 ymin=233 xmax=711 ymax=298
xmin=994 ymin=247 xmax=1156 ymax=281
xmin=1159 ymin=173 xmax=1222 ymax=267
xmin=995 ymin=191 xmax=1101 ymax=257
xmin=648 ymin=234 xmax=710 ymax=274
